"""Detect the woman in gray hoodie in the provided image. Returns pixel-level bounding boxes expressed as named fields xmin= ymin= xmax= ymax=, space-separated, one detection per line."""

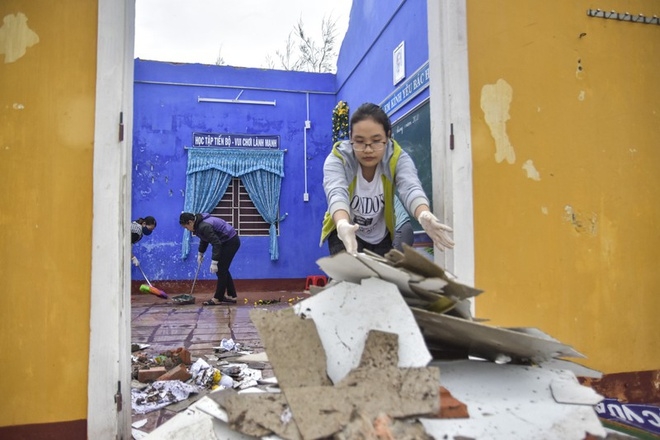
xmin=320 ymin=102 xmax=453 ymax=256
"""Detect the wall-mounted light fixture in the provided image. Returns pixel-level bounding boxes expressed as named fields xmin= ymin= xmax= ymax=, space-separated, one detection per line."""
xmin=198 ymin=90 xmax=276 ymax=106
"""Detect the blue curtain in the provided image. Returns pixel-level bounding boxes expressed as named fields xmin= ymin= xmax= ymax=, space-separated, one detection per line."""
xmin=181 ymin=169 xmax=232 ymax=259
xmin=241 ymin=169 xmax=286 ymax=260
xmin=182 ymin=148 xmax=285 ymax=260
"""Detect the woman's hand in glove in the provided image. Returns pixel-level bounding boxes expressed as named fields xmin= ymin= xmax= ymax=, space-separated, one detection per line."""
xmin=336 ymin=218 xmax=359 ymax=255
xmin=417 ymin=211 xmax=454 ymax=251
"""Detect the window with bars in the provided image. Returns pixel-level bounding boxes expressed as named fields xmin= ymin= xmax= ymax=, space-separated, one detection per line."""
xmin=210 ymin=178 xmax=277 ymax=236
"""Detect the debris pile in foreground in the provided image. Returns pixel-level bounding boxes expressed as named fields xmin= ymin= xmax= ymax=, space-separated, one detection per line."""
xmin=142 ymin=246 xmax=608 ymax=439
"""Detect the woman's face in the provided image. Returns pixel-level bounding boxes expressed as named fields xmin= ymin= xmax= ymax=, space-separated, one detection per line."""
xmin=350 ymin=117 xmax=388 ymax=169
xmin=181 ymin=220 xmax=195 ymax=232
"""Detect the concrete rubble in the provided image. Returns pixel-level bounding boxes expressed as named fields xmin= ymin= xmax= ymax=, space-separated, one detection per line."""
xmin=140 ymin=245 xmax=609 ymax=439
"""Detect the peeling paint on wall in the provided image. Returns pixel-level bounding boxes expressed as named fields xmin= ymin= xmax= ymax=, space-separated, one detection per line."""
xmin=576 ymin=58 xmax=584 ymax=79
xmin=480 ymin=79 xmax=516 ymax=164
xmin=522 ymin=159 xmax=541 ymax=181
xmin=563 ymin=205 xmax=598 ymax=236
xmin=0 ymin=13 xmax=39 ymax=63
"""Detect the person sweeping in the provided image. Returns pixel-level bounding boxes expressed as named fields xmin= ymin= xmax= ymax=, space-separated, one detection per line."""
xmin=179 ymin=212 xmax=240 ymax=305
xmin=131 ymin=216 xmax=157 ymax=266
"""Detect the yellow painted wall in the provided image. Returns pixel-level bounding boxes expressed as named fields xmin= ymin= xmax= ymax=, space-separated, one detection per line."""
xmin=467 ymin=1 xmax=660 ymax=373
xmin=0 ymin=1 xmax=96 ymax=427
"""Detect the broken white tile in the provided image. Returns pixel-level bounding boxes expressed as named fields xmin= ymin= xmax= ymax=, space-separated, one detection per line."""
xmin=420 ymin=359 xmax=606 ymax=440
xmin=550 ymin=371 xmax=604 ymax=405
xmin=257 ymin=377 xmax=278 ymax=385
xmin=132 ymin=428 xmax=148 ymax=439
xmin=233 ymin=352 xmax=269 ymax=363
xmin=132 ymin=419 xmax=148 ymax=429
xmin=410 ymin=276 xmax=448 ymax=293
xmin=193 ymin=395 xmax=229 ymax=422
xmin=146 ymin=397 xmax=258 ymax=440
xmin=236 ymin=387 xmax=269 ymax=394
xmin=293 ymin=277 xmax=431 ymax=384
xmin=411 ymin=307 xmax=584 ymax=363
xmin=315 ymin=252 xmax=378 ymax=283
xmin=539 ymin=358 xmax=603 ymax=379
xmin=355 ymin=253 xmax=420 ymax=296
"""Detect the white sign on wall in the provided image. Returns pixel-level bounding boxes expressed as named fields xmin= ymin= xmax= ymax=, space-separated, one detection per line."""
xmin=393 ymin=41 xmax=405 ymax=85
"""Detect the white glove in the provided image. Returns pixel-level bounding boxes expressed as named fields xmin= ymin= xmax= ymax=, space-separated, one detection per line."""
xmin=131 ymin=256 xmax=140 ymax=267
xmin=417 ymin=211 xmax=454 ymax=251
xmin=197 ymin=252 xmax=204 ymax=265
xmin=336 ymin=218 xmax=359 ymax=255
xmin=210 ymin=260 xmax=218 ymax=274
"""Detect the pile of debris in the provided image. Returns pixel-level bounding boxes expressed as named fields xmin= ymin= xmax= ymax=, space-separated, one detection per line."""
xmin=143 ymin=246 xmax=608 ymax=439
xmin=130 ymin=341 xmax=267 ymax=418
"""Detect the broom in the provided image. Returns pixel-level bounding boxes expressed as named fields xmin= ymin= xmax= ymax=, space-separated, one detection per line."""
xmin=137 ymin=265 xmax=168 ymax=299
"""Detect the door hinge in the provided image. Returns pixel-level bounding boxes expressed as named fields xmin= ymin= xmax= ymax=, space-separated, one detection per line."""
xmin=118 ymin=112 xmax=124 ymax=142
xmin=450 ymin=123 xmax=454 ymax=150
xmin=114 ymin=381 xmax=122 ymax=412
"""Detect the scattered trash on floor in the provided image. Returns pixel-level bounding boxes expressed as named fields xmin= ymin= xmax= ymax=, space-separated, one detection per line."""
xmin=214 ymin=338 xmax=239 ymax=352
xmin=131 ymin=380 xmax=199 ymax=414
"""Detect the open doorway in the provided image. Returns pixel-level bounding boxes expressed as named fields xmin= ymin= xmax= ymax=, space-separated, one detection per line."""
xmin=88 ymin=1 xmax=474 ymax=437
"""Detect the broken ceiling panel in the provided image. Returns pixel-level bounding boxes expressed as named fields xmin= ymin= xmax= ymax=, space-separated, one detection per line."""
xmin=412 ymin=307 xmax=584 ymax=363
xmin=419 ymin=359 xmax=607 ymax=440
xmin=144 ymin=395 xmax=255 ymax=440
xmin=539 ymin=358 xmax=603 ymax=379
xmin=354 ymin=253 xmax=422 ymax=297
xmin=250 ymin=307 xmax=331 ymax=389
xmin=281 ymin=364 xmax=440 ymax=440
xmin=314 ymin=251 xmax=378 ymax=283
xmin=242 ymin=293 xmax=436 ymax=438
xmin=384 ymin=246 xmax=446 ymax=278
xmin=550 ymin=371 xmax=604 ymax=405
xmin=292 ymin=277 xmax=432 ymax=384
xmin=221 ymin=391 xmax=302 ymax=439
xmin=385 ymin=244 xmax=484 ymax=300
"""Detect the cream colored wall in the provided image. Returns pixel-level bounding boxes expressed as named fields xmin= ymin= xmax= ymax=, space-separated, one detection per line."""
xmin=0 ymin=1 xmax=96 ymax=426
xmin=467 ymin=0 xmax=659 ymax=373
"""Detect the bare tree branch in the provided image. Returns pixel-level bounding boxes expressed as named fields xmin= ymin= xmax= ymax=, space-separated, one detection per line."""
xmin=267 ymin=15 xmax=339 ymax=73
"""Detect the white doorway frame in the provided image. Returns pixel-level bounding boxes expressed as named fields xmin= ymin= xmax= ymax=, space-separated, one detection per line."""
xmin=85 ymin=1 xmax=474 ymax=437
xmin=427 ymin=0 xmax=475 ymax=288
xmin=88 ymin=0 xmax=134 ymax=438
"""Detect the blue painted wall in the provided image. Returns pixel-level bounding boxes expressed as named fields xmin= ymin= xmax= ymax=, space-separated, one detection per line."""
xmin=131 ymin=0 xmax=431 ymax=283
xmin=132 ymin=61 xmax=337 ymax=282
xmin=336 ymin=0 xmax=429 ymax=123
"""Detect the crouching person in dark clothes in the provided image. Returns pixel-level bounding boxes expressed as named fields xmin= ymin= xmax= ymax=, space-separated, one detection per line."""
xmin=179 ymin=212 xmax=240 ymax=305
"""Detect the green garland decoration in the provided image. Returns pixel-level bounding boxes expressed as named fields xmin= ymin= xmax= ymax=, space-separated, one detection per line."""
xmin=332 ymin=101 xmax=350 ymax=144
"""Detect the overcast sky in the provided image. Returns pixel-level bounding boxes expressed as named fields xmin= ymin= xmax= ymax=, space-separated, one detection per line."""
xmin=134 ymin=0 xmax=352 ymax=69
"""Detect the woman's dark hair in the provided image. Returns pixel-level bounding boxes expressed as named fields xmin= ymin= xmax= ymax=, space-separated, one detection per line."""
xmin=350 ymin=103 xmax=392 ymax=137
xmin=136 ymin=216 xmax=157 ymax=227
xmin=179 ymin=212 xmax=196 ymax=225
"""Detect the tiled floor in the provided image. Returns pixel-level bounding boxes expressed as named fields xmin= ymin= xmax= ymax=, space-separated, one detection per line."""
xmin=130 ymin=289 xmax=309 ymax=434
